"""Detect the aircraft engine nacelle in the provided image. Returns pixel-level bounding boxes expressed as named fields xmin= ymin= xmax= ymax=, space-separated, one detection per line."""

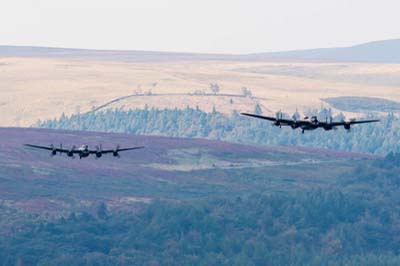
xmin=113 ymin=145 xmax=121 ymax=157
xmin=49 ymin=144 xmax=57 ymax=156
xmin=291 ymin=123 xmax=299 ymax=129
xmin=323 ymin=125 xmax=333 ymax=131
xmin=344 ymin=123 xmax=351 ymax=130
xmin=67 ymin=146 xmax=76 ymax=157
xmin=96 ymin=152 xmax=102 ymax=158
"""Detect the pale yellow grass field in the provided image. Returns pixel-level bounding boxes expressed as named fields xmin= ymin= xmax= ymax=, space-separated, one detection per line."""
xmin=0 ymin=57 xmax=399 ymax=126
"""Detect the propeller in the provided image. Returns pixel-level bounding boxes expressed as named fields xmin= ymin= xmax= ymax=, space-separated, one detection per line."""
xmin=95 ymin=144 xmax=103 ymax=158
xmin=290 ymin=110 xmax=301 ymax=130
xmin=113 ymin=145 xmax=120 ymax=158
xmin=345 ymin=118 xmax=356 ymax=132
xmin=341 ymin=117 xmax=351 ymax=131
xmin=275 ymin=111 xmax=283 ymax=128
xmin=329 ymin=116 xmax=338 ymax=130
xmin=68 ymin=145 xmax=76 ymax=159
xmin=323 ymin=115 xmax=336 ymax=131
xmin=50 ymin=144 xmax=56 ymax=156
xmin=325 ymin=115 xmax=333 ymax=124
xmin=292 ymin=108 xmax=300 ymax=122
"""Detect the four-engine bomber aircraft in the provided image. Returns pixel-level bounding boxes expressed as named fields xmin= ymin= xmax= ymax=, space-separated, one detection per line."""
xmin=241 ymin=112 xmax=380 ymax=133
xmin=24 ymin=144 xmax=144 ymax=159
xmin=23 ymin=111 xmax=380 ymax=161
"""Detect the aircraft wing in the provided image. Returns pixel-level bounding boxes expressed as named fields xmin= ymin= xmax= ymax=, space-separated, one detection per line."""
xmin=241 ymin=113 xmax=295 ymax=125
xmin=24 ymin=144 xmax=71 ymax=153
xmin=98 ymin=146 xmax=145 ymax=154
xmin=117 ymin=146 xmax=145 ymax=152
xmin=330 ymin=119 xmax=380 ymax=127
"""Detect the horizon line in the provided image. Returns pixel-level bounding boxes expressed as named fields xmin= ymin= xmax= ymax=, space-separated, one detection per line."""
xmin=1 ymin=38 xmax=398 ymax=56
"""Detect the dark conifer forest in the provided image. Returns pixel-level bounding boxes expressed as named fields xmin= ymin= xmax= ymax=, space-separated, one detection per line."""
xmin=2 ymin=152 xmax=400 ymax=265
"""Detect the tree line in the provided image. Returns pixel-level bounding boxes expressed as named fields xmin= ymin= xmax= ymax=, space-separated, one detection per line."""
xmin=35 ymin=106 xmax=396 ymax=155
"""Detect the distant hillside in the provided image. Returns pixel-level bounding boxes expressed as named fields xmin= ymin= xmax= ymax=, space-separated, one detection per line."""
xmin=1 ymin=39 xmax=400 ymax=62
xmin=1 ymin=40 xmax=399 ymax=128
xmin=0 ymin=127 xmax=369 ymax=206
xmin=0 ymin=45 xmax=232 ymax=62
xmin=250 ymin=39 xmax=400 ymax=63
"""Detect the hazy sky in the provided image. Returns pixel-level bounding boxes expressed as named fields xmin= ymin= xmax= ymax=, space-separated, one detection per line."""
xmin=1 ymin=0 xmax=399 ymax=53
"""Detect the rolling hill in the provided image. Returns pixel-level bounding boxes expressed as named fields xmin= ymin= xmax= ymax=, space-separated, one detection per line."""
xmin=1 ymin=39 xmax=399 ymax=127
xmin=250 ymin=39 xmax=400 ymax=63
xmin=0 ymin=45 xmax=231 ymax=62
xmin=0 ymin=127 xmax=372 ymax=214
